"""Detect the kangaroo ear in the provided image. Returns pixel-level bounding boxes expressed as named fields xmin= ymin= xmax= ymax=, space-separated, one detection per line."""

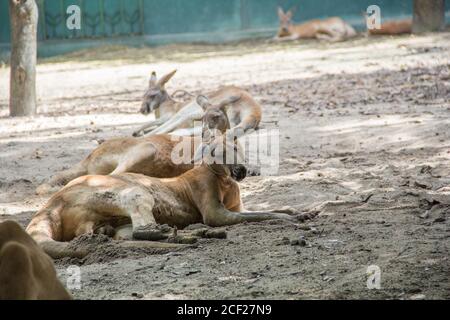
xmin=217 ymin=95 xmax=241 ymax=111
xmin=149 ymin=71 xmax=157 ymax=87
xmin=196 ymin=95 xmax=210 ymax=111
xmin=277 ymin=7 xmax=285 ymax=19
xmin=157 ymin=69 xmax=177 ymax=87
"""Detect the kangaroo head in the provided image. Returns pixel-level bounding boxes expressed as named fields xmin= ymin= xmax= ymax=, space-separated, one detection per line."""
xmin=277 ymin=7 xmax=295 ymax=37
xmin=140 ymin=70 xmax=177 ymax=115
xmin=196 ymin=95 xmax=241 ymax=143
xmin=192 ymin=132 xmax=247 ymax=182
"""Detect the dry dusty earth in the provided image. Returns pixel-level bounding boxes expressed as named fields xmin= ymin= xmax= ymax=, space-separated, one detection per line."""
xmin=0 ymin=33 xmax=449 ymax=300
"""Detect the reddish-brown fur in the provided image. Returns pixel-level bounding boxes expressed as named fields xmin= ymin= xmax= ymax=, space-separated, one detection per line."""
xmin=368 ymin=19 xmax=412 ymax=35
xmin=133 ymin=70 xmax=262 ymax=137
xmin=276 ymin=7 xmax=357 ymax=41
xmin=36 ymin=96 xmax=238 ymax=195
xmin=28 ymin=144 xmax=303 ymax=259
xmin=0 ymin=220 xmax=71 ymax=300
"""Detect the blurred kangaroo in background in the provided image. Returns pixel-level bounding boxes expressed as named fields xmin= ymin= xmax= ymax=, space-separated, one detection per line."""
xmin=367 ymin=19 xmax=412 ymax=35
xmin=276 ymin=7 xmax=357 ymax=42
xmin=363 ymin=8 xmax=412 ymax=35
xmin=0 ymin=220 xmax=71 ymax=300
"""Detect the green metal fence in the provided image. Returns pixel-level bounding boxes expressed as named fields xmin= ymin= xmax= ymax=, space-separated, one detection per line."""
xmin=0 ymin=0 xmax=449 ymax=56
xmin=37 ymin=0 xmax=144 ymax=39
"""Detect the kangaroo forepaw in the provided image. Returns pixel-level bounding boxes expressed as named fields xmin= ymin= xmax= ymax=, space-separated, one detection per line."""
xmin=132 ymin=224 xmax=171 ymax=241
xmin=132 ymin=130 xmax=143 ymax=137
xmin=167 ymin=235 xmax=198 ymax=244
xmin=272 ymin=206 xmax=316 ymax=222
xmin=187 ymin=228 xmax=227 ymax=239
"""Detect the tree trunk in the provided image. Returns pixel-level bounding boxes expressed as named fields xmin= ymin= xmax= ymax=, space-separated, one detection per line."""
xmin=9 ymin=0 xmax=38 ymax=117
xmin=413 ymin=0 xmax=446 ymax=33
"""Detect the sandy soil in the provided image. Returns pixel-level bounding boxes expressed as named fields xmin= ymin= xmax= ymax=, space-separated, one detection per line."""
xmin=0 ymin=33 xmax=449 ymax=300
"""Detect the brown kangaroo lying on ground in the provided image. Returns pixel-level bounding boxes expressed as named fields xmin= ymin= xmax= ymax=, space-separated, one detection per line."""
xmin=132 ymin=70 xmax=262 ymax=137
xmin=36 ymin=95 xmax=241 ymax=195
xmin=0 ymin=220 xmax=71 ymax=300
xmin=27 ymin=135 xmax=304 ymax=259
xmin=275 ymin=7 xmax=357 ymax=42
xmin=367 ymin=19 xmax=412 ymax=35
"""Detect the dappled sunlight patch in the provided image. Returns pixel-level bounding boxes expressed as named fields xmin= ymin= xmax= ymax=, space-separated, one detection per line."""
xmin=0 ymin=113 xmax=151 ymax=136
xmin=0 ymin=204 xmax=40 ymax=216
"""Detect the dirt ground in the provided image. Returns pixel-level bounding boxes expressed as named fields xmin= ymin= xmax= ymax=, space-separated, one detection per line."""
xmin=0 ymin=33 xmax=449 ymax=300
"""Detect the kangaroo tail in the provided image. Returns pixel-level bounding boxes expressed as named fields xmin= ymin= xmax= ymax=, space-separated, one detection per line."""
xmin=40 ymin=238 xmax=187 ymax=259
xmin=39 ymin=240 xmax=89 ymax=259
xmin=28 ymin=224 xmax=90 ymax=259
xmin=26 ymin=204 xmax=89 ymax=259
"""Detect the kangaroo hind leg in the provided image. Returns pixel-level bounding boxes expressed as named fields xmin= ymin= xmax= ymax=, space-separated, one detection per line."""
xmin=110 ymin=144 xmax=157 ymax=176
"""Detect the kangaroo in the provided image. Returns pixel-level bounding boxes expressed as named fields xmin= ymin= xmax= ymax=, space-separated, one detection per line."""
xmin=36 ymin=95 xmax=241 ymax=195
xmin=0 ymin=220 xmax=72 ymax=300
xmin=367 ymin=19 xmax=412 ymax=35
xmin=27 ymin=135 xmax=304 ymax=259
xmin=276 ymin=7 xmax=357 ymax=42
xmin=135 ymin=69 xmax=184 ymax=135
xmin=133 ymin=70 xmax=261 ymax=138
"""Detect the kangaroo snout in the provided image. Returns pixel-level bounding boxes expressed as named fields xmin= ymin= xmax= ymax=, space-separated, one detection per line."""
xmin=140 ymin=102 xmax=151 ymax=115
xmin=231 ymin=164 xmax=247 ymax=182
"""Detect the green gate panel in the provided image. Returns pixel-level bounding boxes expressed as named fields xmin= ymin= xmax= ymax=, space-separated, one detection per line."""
xmin=39 ymin=0 xmax=143 ymax=39
xmin=0 ymin=0 xmax=10 ymax=44
xmin=121 ymin=0 xmax=143 ymax=35
xmin=143 ymin=0 xmax=242 ymax=35
xmin=103 ymin=0 xmax=140 ymax=36
xmin=43 ymin=0 xmax=67 ymax=39
xmin=82 ymin=0 xmax=104 ymax=37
